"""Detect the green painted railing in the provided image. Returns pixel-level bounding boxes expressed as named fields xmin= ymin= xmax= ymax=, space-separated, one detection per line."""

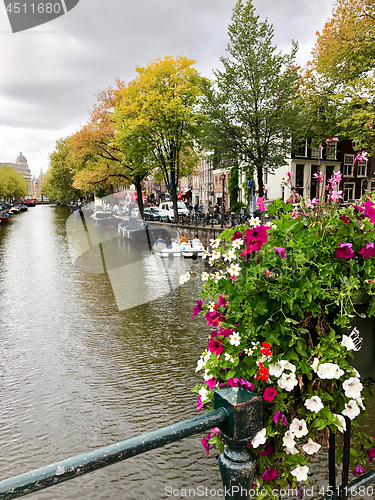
xmin=0 ymin=388 xmax=263 ymax=500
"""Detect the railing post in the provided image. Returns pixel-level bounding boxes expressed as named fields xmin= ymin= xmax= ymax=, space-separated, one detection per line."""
xmin=214 ymin=388 xmax=263 ymax=500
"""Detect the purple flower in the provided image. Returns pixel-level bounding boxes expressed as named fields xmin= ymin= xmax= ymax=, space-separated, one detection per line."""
xmin=201 ymin=436 xmax=210 ymax=454
xmin=192 ymin=300 xmax=202 ymax=319
xmin=273 ymin=410 xmax=288 ymax=426
xmin=263 ymin=388 xmax=278 ymax=401
xmin=359 ymin=242 xmax=375 ymax=258
xmin=260 ymin=443 xmax=275 ymax=456
xmin=275 ymin=247 xmax=286 ymax=259
xmin=261 ymin=468 xmax=278 ymax=481
xmin=227 ymin=377 xmax=254 ymax=391
xmin=353 ymin=463 xmax=366 ymax=475
xmin=335 ymin=243 xmax=355 ymax=259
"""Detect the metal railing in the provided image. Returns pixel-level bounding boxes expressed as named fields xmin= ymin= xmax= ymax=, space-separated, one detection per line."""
xmin=0 ymin=389 xmax=262 ymax=500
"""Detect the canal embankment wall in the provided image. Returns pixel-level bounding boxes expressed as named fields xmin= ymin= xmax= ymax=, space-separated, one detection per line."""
xmin=152 ymin=222 xmax=226 ymax=248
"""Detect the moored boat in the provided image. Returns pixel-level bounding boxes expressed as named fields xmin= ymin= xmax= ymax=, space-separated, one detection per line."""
xmin=119 ymin=218 xmax=170 ymax=243
xmin=180 ymin=241 xmax=205 ymax=259
xmin=152 ymin=241 xmax=182 ymax=258
xmin=92 ymin=211 xmax=119 ymax=228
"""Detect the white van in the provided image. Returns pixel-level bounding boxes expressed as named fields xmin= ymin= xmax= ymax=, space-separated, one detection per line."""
xmin=159 ymin=201 xmax=188 ymax=222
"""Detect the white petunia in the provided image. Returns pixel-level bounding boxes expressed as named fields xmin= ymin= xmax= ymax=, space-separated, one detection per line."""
xmin=342 ymin=400 xmax=361 ymax=420
xmin=291 ymin=465 xmax=309 ymax=482
xmin=252 ymin=428 xmax=267 ymax=448
xmin=198 ymin=386 xmax=209 ymax=403
xmin=277 ymin=372 xmax=298 ymax=392
xmin=317 ymin=362 xmax=345 ymax=380
xmin=343 ymin=377 xmax=363 ymax=399
xmin=228 ymin=263 xmax=241 ymax=276
xmin=304 ymin=395 xmax=324 ymax=413
xmin=283 ymin=430 xmax=296 ymax=449
xmin=201 ymin=272 xmax=210 ymax=282
xmin=268 ymin=362 xmax=284 ymax=378
xmin=349 ymin=367 xmax=361 ymax=378
xmin=224 ymin=353 xmax=235 ymax=363
xmin=279 ymin=360 xmax=296 ymax=372
xmin=232 ymin=238 xmax=245 ymax=249
xmin=341 ymin=334 xmax=356 ymax=351
xmin=196 ymin=356 xmax=206 ymax=372
xmin=355 ymin=396 xmax=366 ymax=410
xmin=302 ymin=438 xmax=321 ymax=455
xmin=210 ymin=238 xmax=221 ymax=249
xmin=290 ymin=418 xmax=308 ymax=438
xmin=334 ymin=414 xmax=347 ymax=433
xmin=285 ymin=446 xmax=299 ymax=455
xmin=229 ymin=332 xmax=241 ymax=347
xmin=311 ymin=357 xmax=320 ymax=373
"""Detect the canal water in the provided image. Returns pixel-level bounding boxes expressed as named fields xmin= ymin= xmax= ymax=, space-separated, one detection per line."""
xmin=0 ymin=205 xmax=374 ymax=500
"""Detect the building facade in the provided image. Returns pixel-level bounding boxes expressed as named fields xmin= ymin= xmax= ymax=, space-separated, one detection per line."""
xmin=0 ymin=152 xmax=32 ymax=195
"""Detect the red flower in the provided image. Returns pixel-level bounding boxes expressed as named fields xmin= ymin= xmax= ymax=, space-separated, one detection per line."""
xmin=260 ymin=342 xmax=272 ymax=356
xmin=339 ymin=216 xmax=350 ymax=224
xmin=257 ymin=362 xmax=269 ymax=381
xmin=263 ymin=388 xmax=277 ymax=401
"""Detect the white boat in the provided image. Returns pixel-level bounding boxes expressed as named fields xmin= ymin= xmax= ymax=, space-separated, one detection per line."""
xmin=180 ymin=241 xmax=205 ymax=259
xmin=153 ymin=241 xmax=182 ymax=258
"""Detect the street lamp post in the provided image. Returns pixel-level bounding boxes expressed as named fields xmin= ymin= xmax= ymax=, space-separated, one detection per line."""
xmin=221 ymin=173 xmax=226 ymax=228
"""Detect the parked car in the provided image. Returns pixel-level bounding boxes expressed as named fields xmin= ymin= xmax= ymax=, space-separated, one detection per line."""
xmin=131 ymin=207 xmax=140 ymax=217
xmin=158 ymin=202 xmax=188 ymax=222
xmin=143 ymin=207 xmax=160 ymax=221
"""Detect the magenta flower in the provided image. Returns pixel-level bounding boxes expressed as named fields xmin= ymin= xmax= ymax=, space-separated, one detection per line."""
xmin=192 ymin=300 xmax=202 ymax=319
xmin=286 ymin=171 xmax=293 ymax=183
xmin=273 ymin=410 xmax=287 ymax=426
xmin=201 ymin=436 xmax=210 ymax=454
xmin=263 ymin=388 xmax=278 ymax=401
xmin=220 ymin=327 xmax=233 ymax=338
xmin=359 ymin=242 xmax=375 ymax=258
xmin=353 ymin=463 xmax=366 ymax=475
xmin=197 ymin=395 xmax=204 ymax=412
xmin=328 ymin=190 xmax=343 ymax=202
xmin=355 ymin=151 xmax=368 ymax=163
xmin=208 ymin=427 xmax=221 ymax=440
xmin=275 ymin=247 xmax=286 ymax=259
xmin=328 ymin=171 xmax=342 ymax=188
xmin=240 ymin=226 xmax=270 ymax=257
xmin=362 ymin=199 xmax=375 ymax=224
xmin=228 ymin=377 xmax=254 ymax=391
xmin=208 ymin=337 xmax=223 ymax=356
xmin=339 ymin=215 xmax=350 ymax=224
xmin=218 ymin=295 xmax=228 ymax=307
xmin=368 ymin=447 xmax=375 ymax=462
xmin=335 ymin=243 xmax=355 ymax=259
xmin=326 ymin=135 xmax=339 ymax=144
xmin=261 ymin=468 xmax=278 ymax=481
xmin=260 ymin=443 xmax=275 ymax=456
xmin=205 ymin=378 xmax=217 ymax=390
xmin=256 ymin=196 xmax=266 ymax=212
xmin=205 ymin=310 xmax=223 ymax=327
xmin=231 ymin=230 xmax=244 ymax=241
xmin=313 ymin=171 xmax=325 ymax=183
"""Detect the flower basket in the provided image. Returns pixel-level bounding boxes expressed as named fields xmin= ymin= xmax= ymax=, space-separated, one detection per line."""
xmin=188 ymin=163 xmax=375 ymax=499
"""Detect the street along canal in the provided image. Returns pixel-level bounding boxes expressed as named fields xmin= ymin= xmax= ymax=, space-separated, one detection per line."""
xmin=0 ymin=205 xmax=375 ymax=499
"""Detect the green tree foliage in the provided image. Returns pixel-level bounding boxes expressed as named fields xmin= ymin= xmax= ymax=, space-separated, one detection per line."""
xmin=302 ymin=0 xmax=375 ymax=152
xmin=114 ymin=55 xmax=208 ymax=223
xmin=43 ymin=138 xmax=82 ymax=203
xmin=202 ymin=0 xmax=303 ymax=197
xmin=0 ymin=165 xmax=28 ymax=199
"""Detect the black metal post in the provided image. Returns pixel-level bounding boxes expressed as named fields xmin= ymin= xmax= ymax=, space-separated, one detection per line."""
xmin=340 ymin=417 xmax=351 ymax=500
xmin=328 ymin=430 xmax=338 ymax=499
xmin=214 ymin=388 xmax=263 ymax=500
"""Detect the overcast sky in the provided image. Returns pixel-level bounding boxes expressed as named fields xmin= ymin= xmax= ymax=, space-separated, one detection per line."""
xmin=0 ymin=0 xmax=334 ymax=178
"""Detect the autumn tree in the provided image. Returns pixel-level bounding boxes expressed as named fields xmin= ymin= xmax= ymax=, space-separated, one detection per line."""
xmin=70 ymin=81 xmax=149 ymax=215
xmin=202 ymin=0 xmax=303 ymax=197
xmin=0 ymin=165 xmax=28 ymax=199
xmin=43 ymin=137 xmax=82 ymax=203
xmin=114 ymin=55 xmax=208 ymax=223
xmin=302 ymin=0 xmax=375 ymax=152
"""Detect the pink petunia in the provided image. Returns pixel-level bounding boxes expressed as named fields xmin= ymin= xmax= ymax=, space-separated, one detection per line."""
xmin=205 ymin=378 xmax=217 ymax=390
xmin=208 ymin=337 xmax=223 ymax=356
xmin=261 ymin=468 xmax=278 ymax=481
xmin=263 ymin=388 xmax=278 ymax=401
xmin=260 ymin=443 xmax=275 ymax=456
xmin=217 ymin=295 xmax=228 ymax=307
xmin=231 ymin=230 xmax=244 ymax=241
xmin=335 ymin=243 xmax=355 ymax=259
xmin=359 ymin=242 xmax=375 ymax=258
xmin=197 ymin=395 xmax=204 ymax=413
xmin=353 ymin=463 xmax=366 ymax=475
xmin=192 ymin=300 xmax=203 ymax=319
xmin=201 ymin=436 xmax=210 ymax=454
xmin=275 ymin=247 xmax=287 ymax=259
xmin=362 ymin=199 xmax=375 ymax=224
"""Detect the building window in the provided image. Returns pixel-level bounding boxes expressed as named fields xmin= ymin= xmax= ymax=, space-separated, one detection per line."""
xmin=357 ymin=161 xmax=367 ymax=177
xmin=371 ymin=181 xmax=375 ymax=193
xmin=296 ymin=165 xmax=304 ymax=194
xmin=343 ymin=155 xmax=354 ymax=177
xmin=343 ymin=182 xmax=355 ymax=202
xmin=326 ymin=165 xmax=334 ymax=182
xmin=295 ymin=141 xmax=307 ymax=157
xmin=215 ymin=176 xmax=218 ymax=187
xmin=327 ymin=142 xmax=337 ymax=160
xmin=361 ymin=179 xmax=369 ymax=195
xmin=311 ymin=140 xmax=322 ymax=159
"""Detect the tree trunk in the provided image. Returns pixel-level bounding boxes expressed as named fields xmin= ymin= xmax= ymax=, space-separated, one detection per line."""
xmin=134 ymin=175 xmax=144 ymax=217
xmin=257 ymin=165 xmax=264 ymax=197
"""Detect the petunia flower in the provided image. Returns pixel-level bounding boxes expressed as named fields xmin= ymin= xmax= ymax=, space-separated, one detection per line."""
xmin=334 ymin=414 xmax=347 ymax=433
xmin=231 ymin=231 xmax=244 ymax=241
xmin=343 ymin=377 xmax=363 ymax=399
xmin=339 ymin=215 xmax=350 ymax=223
xmin=317 ymin=362 xmax=344 ymax=379
xmin=362 ymin=199 xmax=375 ymax=224
xmin=260 ymin=443 xmax=275 ymax=456
xmin=291 ymin=465 xmax=309 ymax=482
xmin=201 ymin=435 xmax=210 ymax=454
xmin=283 ymin=430 xmax=296 ymax=449
xmin=277 ymin=371 xmax=298 ymax=391
xmin=208 ymin=337 xmax=223 ymax=356
xmin=353 ymin=463 xmax=366 ymax=475
xmin=261 ymin=468 xmax=278 ymax=481
xmin=205 ymin=310 xmax=223 ymax=327
xmin=341 ymin=334 xmax=356 ymax=351
xmin=342 ymin=400 xmax=361 ymax=420
xmin=204 ymin=377 xmax=216 ymax=390
xmin=302 ymin=438 xmax=321 ymax=455
xmin=275 ymin=247 xmax=287 ymax=259
xmin=335 ymin=243 xmax=355 ymax=259
xmin=368 ymin=447 xmax=375 ymax=463
xmin=198 ymin=386 xmax=209 ymax=403
xmin=191 ymin=299 xmax=203 ymax=319
xmin=197 ymin=395 xmax=204 ymax=412
xmin=304 ymin=395 xmax=324 ymax=413
xmin=290 ymin=418 xmax=308 ymax=438
xmin=263 ymin=388 xmax=278 ymax=401
xmin=273 ymin=410 xmax=287 ymax=426
xmin=359 ymin=241 xmax=375 ymax=258
xmin=252 ymin=428 xmax=267 ymax=448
